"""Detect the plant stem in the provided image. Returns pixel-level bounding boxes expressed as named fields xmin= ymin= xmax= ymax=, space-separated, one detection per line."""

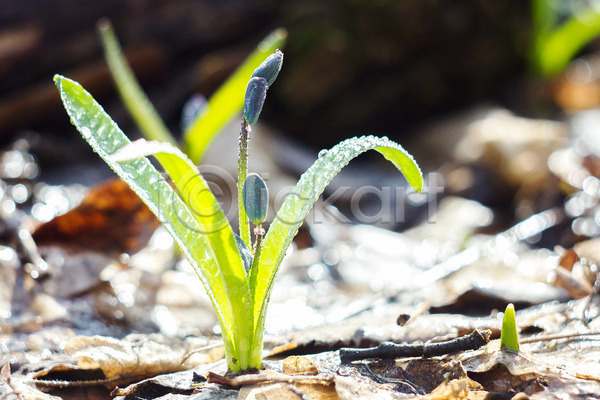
xmin=238 ymin=118 xmax=251 ymax=245
xmin=251 ymin=225 xmax=264 ymax=269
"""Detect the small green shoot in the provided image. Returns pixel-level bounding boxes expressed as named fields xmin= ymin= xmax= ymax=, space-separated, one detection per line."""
xmin=54 ymin=50 xmax=423 ymax=372
xmin=500 ymin=303 xmax=520 ymax=352
xmin=531 ymin=0 xmax=600 ymax=76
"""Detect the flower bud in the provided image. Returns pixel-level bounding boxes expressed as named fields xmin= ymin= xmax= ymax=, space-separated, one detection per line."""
xmin=252 ymin=50 xmax=283 ymax=87
xmin=243 ymin=173 xmax=268 ymax=225
xmin=243 ymin=77 xmax=267 ymax=125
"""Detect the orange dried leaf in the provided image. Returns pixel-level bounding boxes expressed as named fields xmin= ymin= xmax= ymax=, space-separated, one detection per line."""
xmin=33 ymin=178 xmax=159 ymax=255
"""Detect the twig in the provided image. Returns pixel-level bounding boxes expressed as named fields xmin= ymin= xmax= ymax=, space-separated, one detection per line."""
xmin=287 ymin=385 xmax=316 ymax=400
xmin=361 ymin=364 xmax=424 ymax=394
xmin=339 ymin=329 xmax=491 ymax=363
xmin=520 ymin=331 xmax=600 ymax=344
xmin=0 ymin=394 xmax=24 ymax=400
xmin=0 ymin=363 xmax=25 ymax=400
xmin=206 ymin=371 xmax=335 ymax=388
xmin=180 ymin=342 xmax=225 ymax=364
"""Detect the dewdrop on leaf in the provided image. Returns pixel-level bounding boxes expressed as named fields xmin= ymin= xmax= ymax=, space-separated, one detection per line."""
xmin=243 ymin=77 xmax=267 ymax=125
xmin=252 ymin=50 xmax=283 ymax=87
xmin=243 ymin=173 xmax=268 ymax=225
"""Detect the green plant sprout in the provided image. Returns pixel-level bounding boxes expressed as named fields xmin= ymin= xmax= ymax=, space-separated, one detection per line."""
xmin=54 ymin=51 xmax=423 ymax=372
xmin=531 ymin=0 xmax=600 ymax=76
xmin=500 ymin=303 xmax=520 ymax=352
xmin=98 ymin=20 xmax=287 ymax=163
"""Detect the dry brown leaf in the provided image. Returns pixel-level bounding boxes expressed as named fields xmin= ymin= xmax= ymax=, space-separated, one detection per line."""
xmin=334 ymin=375 xmax=402 ymax=400
xmin=238 ymin=378 xmax=339 ymax=400
xmin=27 ymin=334 xmax=210 ymax=390
xmin=111 ymin=363 xmax=234 ymax=400
xmin=282 ymin=356 xmax=319 ymax=375
xmin=553 ymin=73 xmax=600 ymax=111
xmin=1 ymin=368 xmax=62 ymax=400
xmin=552 ymin=265 xmax=592 ymax=299
xmin=459 ymin=341 xmax=600 ymax=396
xmin=239 ymin=382 xmax=316 ymax=400
xmin=558 ymin=248 xmax=579 ymax=272
xmin=419 ymin=378 xmax=486 ymax=400
xmin=33 ymin=178 xmax=159 ymax=255
xmin=64 ymin=334 xmax=199 ymax=381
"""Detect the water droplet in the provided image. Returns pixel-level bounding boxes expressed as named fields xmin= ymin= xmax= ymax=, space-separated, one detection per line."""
xmin=73 ymin=85 xmax=84 ymax=95
xmin=318 ymin=149 xmax=328 ymax=158
xmin=81 ymin=127 xmax=92 ymax=138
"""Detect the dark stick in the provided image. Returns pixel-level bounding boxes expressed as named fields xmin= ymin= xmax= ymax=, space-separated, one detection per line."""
xmin=339 ymin=329 xmax=491 ymax=363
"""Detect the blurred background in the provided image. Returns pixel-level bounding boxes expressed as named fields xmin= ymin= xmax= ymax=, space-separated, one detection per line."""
xmin=1 ymin=1 xmax=533 ymax=151
xmin=3 ymin=0 xmax=600 ymax=242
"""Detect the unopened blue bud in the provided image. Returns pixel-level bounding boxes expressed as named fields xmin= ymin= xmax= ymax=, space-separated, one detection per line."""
xmin=243 ymin=173 xmax=268 ymax=225
xmin=243 ymin=77 xmax=267 ymax=125
xmin=252 ymin=50 xmax=283 ymax=87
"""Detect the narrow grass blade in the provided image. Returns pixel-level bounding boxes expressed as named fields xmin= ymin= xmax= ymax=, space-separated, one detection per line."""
xmin=183 ymin=28 xmax=287 ymax=163
xmin=54 ymin=75 xmax=245 ymax=367
xmin=251 ymin=135 xmax=423 ymax=340
xmin=98 ymin=20 xmax=177 ymax=145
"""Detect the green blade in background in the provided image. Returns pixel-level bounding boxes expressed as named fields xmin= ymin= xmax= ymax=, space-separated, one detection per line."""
xmin=98 ymin=20 xmax=177 ymax=145
xmin=536 ymin=7 xmax=600 ymax=76
xmin=182 ymin=28 xmax=287 ymax=163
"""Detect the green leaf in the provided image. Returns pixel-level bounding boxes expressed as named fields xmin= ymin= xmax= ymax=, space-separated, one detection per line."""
xmin=250 ymin=135 xmax=422 ymax=344
xmin=536 ymin=7 xmax=600 ymax=76
xmin=54 ymin=75 xmax=253 ymax=371
xmin=183 ymin=28 xmax=287 ymax=163
xmin=111 ymin=138 xmax=255 ymax=370
xmin=98 ymin=20 xmax=177 ymax=145
xmin=500 ymin=303 xmax=520 ymax=352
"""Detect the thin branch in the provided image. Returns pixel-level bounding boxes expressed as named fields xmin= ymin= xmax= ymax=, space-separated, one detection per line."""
xmin=521 ymin=331 xmax=600 ymax=344
xmin=287 ymin=385 xmax=316 ymax=400
xmin=339 ymin=329 xmax=491 ymax=363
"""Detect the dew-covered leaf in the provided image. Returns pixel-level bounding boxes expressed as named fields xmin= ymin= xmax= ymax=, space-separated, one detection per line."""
xmin=251 ymin=135 xmax=422 ymax=340
xmin=53 ymin=75 xmax=239 ymax=360
xmin=111 ymin=138 xmax=254 ymax=371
